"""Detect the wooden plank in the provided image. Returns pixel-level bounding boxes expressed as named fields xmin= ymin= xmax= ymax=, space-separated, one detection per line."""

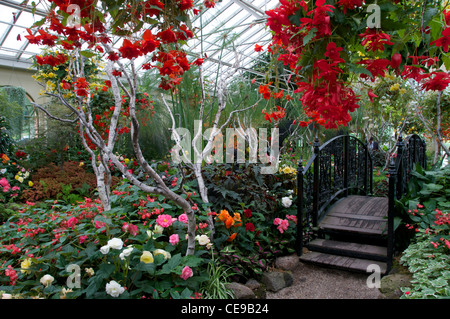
xmin=300 ymin=251 xmax=387 ymax=274
xmin=307 ymin=239 xmax=387 ymax=259
xmin=319 ymin=221 xmax=386 ymax=235
xmin=326 ymin=195 xmax=388 ymax=218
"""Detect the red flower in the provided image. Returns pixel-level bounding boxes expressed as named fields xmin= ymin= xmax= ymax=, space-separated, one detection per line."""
xmin=336 ymin=0 xmax=362 ymax=13
xmin=243 ymin=209 xmax=252 ymax=218
xmin=254 ymin=44 xmax=264 ymax=52
xmin=359 ymin=28 xmax=394 ymax=52
xmin=141 ymin=30 xmax=160 ymax=54
xmin=204 ymin=0 xmax=216 ymax=8
xmin=75 ymin=77 xmax=90 ymax=97
xmin=177 ymin=0 xmax=193 ymax=11
xmin=430 ymin=27 xmax=450 ymax=52
xmin=357 ymin=58 xmax=390 ymax=81
xmin=176 ymin=24 xmax=194 ymax=41
xmin=245 ymin=223 xmax=255 ymax=232
xmin=119 ymin=39 xmax=142 ymax=60
xmin=192 ymin=58 xmax=204 ymax=66
xmin=368 ymin=89 xmax=378 ymax=103
xmin=421 ymin=72 xmax=450 ymax=91
xmin=157 ymin=27 xmax=178 ymax=44
xmin=258 ymin=84 xmax=271 ymax=100
xmin=142 ymin=0 xmax=165 ymax=16
xmin=107 ymin=52 xmax=120 ymax=61
xmin=390 ymin=53 xmax=402 ymax=69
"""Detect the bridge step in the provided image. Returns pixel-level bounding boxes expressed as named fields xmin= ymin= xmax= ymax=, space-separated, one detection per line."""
xmin=299 ymin=251 xmax=388 ymax=275
xmin=306 ymin=239 xmax=388 ymax=262
xmin=303 ymin=195 xmax=391 ymax=274
xmin=319 ymin=195 xmax=388 ymax=237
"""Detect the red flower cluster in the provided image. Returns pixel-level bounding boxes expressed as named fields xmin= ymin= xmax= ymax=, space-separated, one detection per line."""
xmin=262 ymin=105 xmax=286 ymax=123
xmin=74 ymin=77 xmax=90 ymax=97
xmin=25 ymin=28 xmax=58 ymax=46
xmin=35 ymin=53 xmax=68 ymax=67
xmin=359 ymin=28 xmax=394 ymax=52
xmin=295 ymin=42 xmax=360 ymax=129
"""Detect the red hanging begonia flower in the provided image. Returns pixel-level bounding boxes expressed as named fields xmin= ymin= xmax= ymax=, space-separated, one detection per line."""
xmin=141 ymin=30 xmax=160 ymax=54
xmin=157 ymin=27 xmax=178 ymax=44
xmin=359 ymin=28 xmax=394 ymax=52
xmin=119 ymin=39 xmax=142 ymax=60
xmin=421 ymin=72 xmax=450 ymax=91
xmin=336 ymin=0 xmax=362 ymax=14
xmin=254 ymin=44 xmax=264 ymax=52
xmin=430 ymin=27 xmax=450 ymax=52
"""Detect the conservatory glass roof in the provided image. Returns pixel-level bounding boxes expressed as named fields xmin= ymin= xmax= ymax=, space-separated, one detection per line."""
xmin=0 ymin=0 xmax=278 ymax=79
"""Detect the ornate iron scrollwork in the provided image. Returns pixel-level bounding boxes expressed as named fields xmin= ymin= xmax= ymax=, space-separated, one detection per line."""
xmin=296 ymin=134 xmax=373 ymax=255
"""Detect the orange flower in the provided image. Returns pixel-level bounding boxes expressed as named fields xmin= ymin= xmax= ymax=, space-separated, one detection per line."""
xmin=233 ymin=213 xmax=242 ymax=227
xmin=218 ymin=210 xmax=230 ymax=222
xmin=227 ymin=233 xmax=237 ymax=242
xmin=224 ymin=216 xmax=235 ymax=229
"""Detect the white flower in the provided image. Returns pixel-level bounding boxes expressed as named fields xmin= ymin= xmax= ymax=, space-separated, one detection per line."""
xmin=196 ymin=234 xmax=210 ymax=246
xmin=281 ymin=196 xmax=292 ymax=208
xmin=153 ymin=249 xmax=171 ymax=260
xmin=1 ymin=293 xmax=12 ymax=299
xmin=0 ymin=169 xmax=6 ymax=174
xmin=85 ymin=268 xmax=95 ymax=276
xmin=100 ymin=245 xmax=110 ymax=255
xmin=107 ymin=238 xmax=124 ymax=250
xmin=119 ymin=246 xmax=134 ymax=260
xmin=40 ymin=274 xmax=55 ymax=287
xmin=105 ymin=280 xmax=125 ymax=298
xmin=153 ymin=224 xmax=163 ymax=235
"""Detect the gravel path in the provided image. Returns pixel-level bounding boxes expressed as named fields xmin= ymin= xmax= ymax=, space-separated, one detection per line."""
xmin=266 ymin=260 xmax=383 ymax=299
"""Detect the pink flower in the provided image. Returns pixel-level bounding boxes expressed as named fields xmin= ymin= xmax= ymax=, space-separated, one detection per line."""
xmin=178 ymin=213 xmax=188 ymax=224
xmin=122 ymin=222 xmax=139 ymax=236
xmin=0 ymin=177 xmax=9 ymax=187
xmin=180 ymin=266 xmax=193 ymax=280
xmin=156 ymin=214 xmax=175 ymax=228
xmin=79 ymin=235 xmax=88 ymax=244
xmin=169 ymin=234 xmax=179 ymax=245
xmin=67 ymin=217 xmax=78 ymax=229
xmin=12 ymin=186 xmax=20 ymax=191
xmin=274 ymin=218 xmax=289 ymax=233
xmin=94 ymin=220 xmax=106 ymax=229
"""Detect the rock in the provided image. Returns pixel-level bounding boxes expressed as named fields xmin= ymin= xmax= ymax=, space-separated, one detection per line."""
xmin=275 ymin=255 xmax=299 ymax=271
xmin=245 ymin=279 xmax=260 ymax=291
xmin=226 ymin=282 xmax=256 ymax=299
xmin=261 ymin=271 xmax=294 ymax=292
xmin=379 ymin=274 xmax=413 ymax=299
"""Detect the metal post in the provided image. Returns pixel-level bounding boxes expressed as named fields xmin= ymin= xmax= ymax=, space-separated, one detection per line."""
xmin=387 ymin=159 xmax=396 ymax=273
xmin=343 ymin=134 xmax=349 ymax=197
xmin=296 ymin=158 xmax=304 ymax=256
xmin=396 ymin=135 xmax=404 ymax=199
xmin=313 ymin=137 xmax=320 ymax=228
xmin=364 ymin=140 xmax=369 ymax=195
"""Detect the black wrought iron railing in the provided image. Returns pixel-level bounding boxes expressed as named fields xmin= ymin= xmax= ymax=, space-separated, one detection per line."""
xmin=296 ymin=134 xmax=373 ymax=255
xmin=387 ymin=134 xmax=427 ymax=269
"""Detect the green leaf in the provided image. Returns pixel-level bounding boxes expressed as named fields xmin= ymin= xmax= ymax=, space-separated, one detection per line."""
xmin=303 ymin=28 xmax=317 ymax=46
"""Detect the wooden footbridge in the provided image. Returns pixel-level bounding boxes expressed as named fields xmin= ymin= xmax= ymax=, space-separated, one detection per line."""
xmin=296 ymin=134 xmax=427 ymax=275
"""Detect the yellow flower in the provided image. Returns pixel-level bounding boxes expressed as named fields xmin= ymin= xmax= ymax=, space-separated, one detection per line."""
xmin=124 ymin=158 xmax=130 ymax=164
xmin=79 ymin=162 xmax=84 ymax=167
xmin=399 ymin=88 xmax=406 ymax=94
xmin=21 ymin=258 xmax=32 ymax=274
xmin=389 ymin=83 xmax=400 ymax=91
xmin=15 ymin=175 xmax=19 ymax=180
xmin=28 ymin=181 xmax=34 ymax=187
xmin=153 ymin=249 xmax=171 ymax=260
xmin=140 ymin=251 xmax=154 ymax=264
